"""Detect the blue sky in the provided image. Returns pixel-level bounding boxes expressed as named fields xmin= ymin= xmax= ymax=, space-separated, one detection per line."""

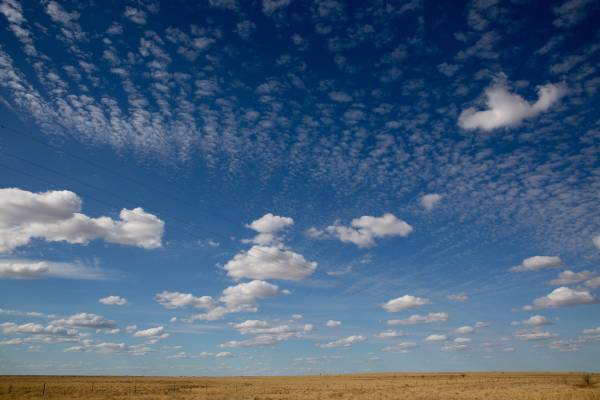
xmin=0 ymin=0 xmax=599 ymax=375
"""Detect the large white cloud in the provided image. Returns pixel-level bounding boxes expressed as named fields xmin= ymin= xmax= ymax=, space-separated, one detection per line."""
xmin=382 ymin=295 xmax=430 ymax=312
xmin=185 ymin=280 xmax=280 ymax=321
xmin=317 ymin=335 xmax=366 ymax=349
xmin=0 ymin=188 xmax=164 ymax=252
xmin=224 ymin=245 xmax=316 ymax=281
xmin=458 ymin=80 xmax=566 ymax=131
xmin=320 ymin=213 xmax=413 ymax=248
xmin=527 ymin=287 xmax=597 ymax=309
xmin=387 ymin=312 xmax=448 ymax=325
xmin=154 ymin=291 xmax=215 ymax=309
xmin=244 ymin=213 xmax=294 ymax=245
xmin=510 ymin=256 xmax=562 ymax=272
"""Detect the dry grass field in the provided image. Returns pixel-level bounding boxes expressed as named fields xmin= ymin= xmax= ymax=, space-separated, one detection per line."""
xmin=0 ymin=373 xmax=598 ymax=400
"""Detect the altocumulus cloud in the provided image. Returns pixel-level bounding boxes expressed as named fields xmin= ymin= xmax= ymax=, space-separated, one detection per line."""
xmin=458 ymin=78 xmax=566 ymax=131
xmin=0 ymin=188 xmax=164 ymax=252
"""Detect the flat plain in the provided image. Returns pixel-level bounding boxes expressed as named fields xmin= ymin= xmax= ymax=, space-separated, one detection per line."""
xmin=0 ymin=373 xmax=599 ymax=400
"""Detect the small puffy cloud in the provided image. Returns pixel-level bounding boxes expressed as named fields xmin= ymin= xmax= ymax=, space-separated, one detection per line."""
xmin=220 ymin=321 xmax=312 ymax=348
xmin=387 ymin=313 xmax=448 ymax=325
xmin=442 ymin=343 xmax=469 ymax=352
xmin=209 ymin=0 xmax=239 ymax=11
xmin=318 ymin=335 xmax=366 ymax=349
xmin=262 ymin=0 xmax=291 ymax=15
xmin=0 ymin=188 xmax=164 ymax=253
xmin=382 ymin=295 xmax=430 ymax=312
xmin=154 ymin=291 xmax=215 ymax=309
xmin=585 ymin=277 xmax=600 ymax=289
xmin=458 ymin=80 xmax=566 ymax=131
xmin=454 ymin=337 xmax=472 ymax=343
xmin=328 ymin=91 xmax=353 ymax=102
xmin=123 ymin=6 xmax=147 ymax=25
xmin=447 ymin=293 xmax=468 ymax=302
xmin=583 ymin=326 xmax=600 ymax=335
xmin=133 ymin=326 xmax=169 ymax=340
xmin=244 ymin=213 xmax=294 ymax=245
xmin=425 ymin=334 xmax=447 ymax=342
xmin=324 ymin=213 xmax=413 ymax=248
xmin=547 ymin=270 xmax=597 ymax=286
xmin=527 ymin=287 xmax=597 ymax=309
xmin=0 ymin=259 xmax=107 ymax=280
xmin=291 ymin=314 xmax=303 ymax=320
xmin=375 ymin=330 xmax=405 ymax=339
xmin=383 ymin=341 xmax=418 ymax=353
xmin=515 ymin=330 xmax=557 ymax=341
xmin=420 ymin=194 xmax=442 ymax=211
xmin=512 ymin=315 xmax=553 ymax=326
xmin=224 ymin=245 xmax=316 ymax=281
xmin=326 ymin=320 xmax=341 ymax=328
xmin=593 ymin=235 xmax=600 ymax=250
xmin=454 ymin=326 xmax=475 ymax=335
xmin=510 ymin=256 xmax=562 ymax=272
xmin=553 ymin=0 xmax=595 ymax=28
xmin=52 ymin=313 xmax=116 ymax=330
xmin=99 ymin=296 xmax=127 ymax=306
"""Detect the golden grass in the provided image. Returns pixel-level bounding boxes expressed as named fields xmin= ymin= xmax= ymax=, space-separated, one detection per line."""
xmin=0 ymin=372 xmax=598 ymax=400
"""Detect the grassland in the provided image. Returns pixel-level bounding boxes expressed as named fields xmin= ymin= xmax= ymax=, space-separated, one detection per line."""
xmin=0 ymin=373 xmax=598 ymax=400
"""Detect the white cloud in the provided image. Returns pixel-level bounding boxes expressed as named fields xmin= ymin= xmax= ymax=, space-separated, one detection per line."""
xmin=0 ymin=308 xmax=53 ymax=318
xmin=208 ymin=0 xmax=239 ymax=11
xmin=593 ymin=235 xmax=600 ymax=250
xmin=154 ymin=291 xmax=215 ymax=309
xmin=51 ymin=313 xmax=117 ymax=330
xmin=244 ymin=213 xmax=294 ymax=245
xmin=528 ymin=287 xmax=597 ymax=309
xmin=262 ymin=0 xmax=291 ymax=15
xmin=291 ymin=314 xmax=303 ymax=320
xmin=585 ymin=277 xmax=600 ymax=289
xmin=512 ymin=315 xmax=553 ymax=326
xmin=324 ymin=213 xmax=413 ymax=248
xmin=383 ymin=341 xmax=418 ymax=353
xmin=547 ymin=270 xmax=597 ymax=286
xmin=425 ymin=334 xmax=447 ymax=342
xmin=583 ymin=326 xmax=600 ymax=335
xmin=510 ymin=256 xmax=562 ymax=272
xmin=0 ymin=188 xmax=164 ymax=253
xmin=458 ymin=80 xmax=566 ymax=131
xmin=442 ymin=343 xmax=469 ymax=352
xmin=99 ymin=296 xmax=127 ymax=306
xmin=220 ymin=321 xmax=312 ymax=348
xmin=447 ymin=293 xmax=468 ymax=302
xmin=328 ymin=91 xmax=353 ymax=102
xmin=454 ymin=337 xmax=472 ymax=343
xmin=420 ymin=194 xmax=442 ymax=211
xmin=0 ymin=259 xmax=107 ymax=280
xmin=187 ymin=280 xmax=280 ymax=321
xmin=382 ymin=295 xmax=430 ymax=312
xmin=133 ymin=326 xmax=169 ymax=340
xmin=326 ymin=320 xmax=341 ymax=328
xmin=515 ymin=330 xmax=558 ymax=341
xmin=123 ymin=6 xmax=147 ymax=25
xmin=0 ymin=322 xmax=80 ymax=339
xmin=387 ymin=312 xmax=448 ymax=325
xmin=454 ymin=326 xmax=475 ymax=334
xmin=553 ymin=0 xmax=595 ymax=28
xmin=375 ymin=330 xmax=405 ymax=339
xmin=65 ymin=341 xmax=150 ymax=355
xmin=224 ymin=245 xmax=316 ymax=281
xmin=318 ymin=335 xmax=366 ymax=349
